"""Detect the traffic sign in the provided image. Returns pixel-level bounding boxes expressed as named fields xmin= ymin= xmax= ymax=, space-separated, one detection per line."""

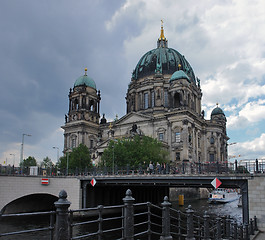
xmin=90 ymin=178 xmax=96 ymax=187
xmin=41 ymin=178 xmax=49 ymax=185
xmin=211 ymin=177 xmax=222 ymax=189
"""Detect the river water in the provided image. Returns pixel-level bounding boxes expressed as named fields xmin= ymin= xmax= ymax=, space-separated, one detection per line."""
xmin=0 ymin=198 xmax=242 ymax=239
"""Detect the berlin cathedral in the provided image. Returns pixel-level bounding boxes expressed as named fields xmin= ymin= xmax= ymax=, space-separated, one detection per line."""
xmin=62 ymin=24 xmax=229 ymax=166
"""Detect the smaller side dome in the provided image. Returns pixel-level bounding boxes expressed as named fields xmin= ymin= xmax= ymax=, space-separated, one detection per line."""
xmin=170 ymin=70 xmax=189 ymax=82
xmin=74 ymin=68 xmax=96 ymax=89
xmin=211 ymin=106 xmax=225 ymax=116
xmin=211 ymin=105 xmax=226 ymax=122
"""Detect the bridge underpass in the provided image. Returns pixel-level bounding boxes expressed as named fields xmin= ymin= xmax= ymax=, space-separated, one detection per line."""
xmin=2 ymin=193 xmax=58 ymax=214
xmin=81 ymin=175 xmax=251 ymax=225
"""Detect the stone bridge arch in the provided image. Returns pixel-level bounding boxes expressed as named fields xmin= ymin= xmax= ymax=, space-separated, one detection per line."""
xmin=1 ymin=193 xmax=58 ymax=214
xmin=0 ymin=176 xmax=81 ymax=213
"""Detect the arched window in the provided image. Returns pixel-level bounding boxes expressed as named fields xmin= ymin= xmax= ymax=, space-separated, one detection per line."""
xmin=74 ymin=98 xmax=79 ymax=110
xmin=175 ymin=132 xmax=181 ymax=143
xmin=82 ymin=97 xmax=86 ymax=108
xmin=71 ymin=138 xmax=76 ymax=149
xmin=159 ymin=133 xmax=164 ymax=141
xmin=173 ymin=92 xmax=181 ymax=108
xmin=89 ymin=100 xmax=94 ymax=111
xmin=210 ymin=153 xmax=215 ymax=162
xmin=144 ymin=93 xmax=149 ymax=109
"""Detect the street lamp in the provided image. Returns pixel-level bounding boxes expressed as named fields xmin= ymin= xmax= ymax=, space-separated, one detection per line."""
xmin=10 ymin=153 xmax=15 ymax=166
xmin=65 ymin=148 xmax=72 ymax=176
xmin=20 ymin=133 xmax=31 ymax=173
xmin=112 ymin=144 xmax=114 ymax=175
xmin=227 ymin=142 xmax=237 ymax=171
xmin=53 ymin=146 xmax=59 ymax=163
xmin=111 ymin=139 xmax=118 ymax=175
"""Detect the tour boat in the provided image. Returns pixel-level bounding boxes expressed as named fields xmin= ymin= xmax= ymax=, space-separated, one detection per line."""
xmin=208 ymin=188 xmax=239 ymax=204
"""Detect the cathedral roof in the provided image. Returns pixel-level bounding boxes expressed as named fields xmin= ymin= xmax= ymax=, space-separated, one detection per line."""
xmin=74 ymin=68 xmax=96 ymax=89
xmin=132 ymin=23 xmax=196 ymax=83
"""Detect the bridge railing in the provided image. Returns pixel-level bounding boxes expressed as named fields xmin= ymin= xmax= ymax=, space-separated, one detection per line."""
xmin=0 ymin=190 xmax=259 ymax=240
xmin=1 ymin=161 xmax=259 ymax=177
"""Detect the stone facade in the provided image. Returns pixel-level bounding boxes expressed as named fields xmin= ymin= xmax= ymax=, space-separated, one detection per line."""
xmin=62 ymin=26 xmax=229 ymax=166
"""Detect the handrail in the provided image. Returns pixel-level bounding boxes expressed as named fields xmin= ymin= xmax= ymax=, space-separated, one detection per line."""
xmin=0 ymin=211 xmax=55 ymax=238
xmin=0 ymin=190 xmax=258 ymax=240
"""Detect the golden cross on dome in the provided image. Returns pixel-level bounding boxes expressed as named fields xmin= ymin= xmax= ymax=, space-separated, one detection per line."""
xmin=84 ymin=68 xmax=87 ymax=76
xmin=159 ymin=19 xmax=166 ymax=40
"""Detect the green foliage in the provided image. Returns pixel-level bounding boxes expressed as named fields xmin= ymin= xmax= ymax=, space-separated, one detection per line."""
xmin=57 ymin=144 xmax=91 ymax=171
xmin=40 ymin=156 xmax=54 ymax=169
xmin=101 ymin=135 xmax=169 ymax=167
xmin=20 ymin=156 xmax=37 ymax=167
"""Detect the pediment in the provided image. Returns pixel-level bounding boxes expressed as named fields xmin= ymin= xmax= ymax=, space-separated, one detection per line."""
xmin=116 ymin=112 xmax=152 ymax=125
xmin=97 ymin=139 xmax=111 ymax=151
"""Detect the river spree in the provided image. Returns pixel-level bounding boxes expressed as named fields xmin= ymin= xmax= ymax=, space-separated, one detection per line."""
xmin=0 ymin=198 xmax=242 ymax=239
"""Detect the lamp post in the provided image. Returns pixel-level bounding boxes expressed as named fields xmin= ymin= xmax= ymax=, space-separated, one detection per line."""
xmin=10 ymin=153 xmax=15 ymax=166
xmin=111 ymin=139 xmax=118 ymax=175
xmin=112 ymin=144 xmax=114 ymax=175
xmin=65 ymin=148 xmax=72 ymax=176
xmin=227 ymin=142 xmax=237 ymax=170
xmin=53 ymin=146 xmax=59 ymax=163
xmin=20 ymin=133 xmax=31 ymax=174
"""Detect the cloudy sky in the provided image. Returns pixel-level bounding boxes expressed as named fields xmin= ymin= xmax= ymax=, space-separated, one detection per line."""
xmin=1 ymin=0 xmax=265 ymax=166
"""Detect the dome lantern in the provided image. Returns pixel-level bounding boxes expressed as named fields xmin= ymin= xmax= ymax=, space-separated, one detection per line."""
xmin=157 ymin=20 xmax=168 ymax=48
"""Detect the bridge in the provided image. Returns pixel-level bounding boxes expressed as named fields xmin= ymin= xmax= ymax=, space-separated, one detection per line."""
xmin=0 ymin=165 xmax=265 ymax=231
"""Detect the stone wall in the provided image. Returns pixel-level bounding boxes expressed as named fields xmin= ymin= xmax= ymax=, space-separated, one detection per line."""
xmin=0 ymin=176 xmax=81 ymax=212
xmin=248 ymin=175 xmax=265 ymax=231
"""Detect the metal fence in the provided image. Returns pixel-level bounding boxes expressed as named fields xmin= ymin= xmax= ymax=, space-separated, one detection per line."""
xmin=0 ymin=189 xmax=258 ymax=240
xmin=1 ymin=160 xmax=260 ymax=177
xmin=0 ymin=211 xmax=55 ymax=239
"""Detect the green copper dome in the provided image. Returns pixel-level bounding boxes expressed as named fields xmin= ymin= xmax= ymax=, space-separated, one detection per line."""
xmin=132 ymin=47 xmax=196 ymax=83
xmin=74 ymin=69 xmax=96 ymax=89
xmin=170 ymin=70 xmax=190 ymax=82
xmin=211 ymin=106 xmax=225 ymax=116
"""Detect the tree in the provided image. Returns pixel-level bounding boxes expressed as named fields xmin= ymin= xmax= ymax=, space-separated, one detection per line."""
xmin=57 ymin=144 xmax=91 ymax=172
xmin=101 ymin=135 xmax=169 ymax=167
xmin=40 ymin=157 xmax=53 ymax=169
xmin=20 ymin=156 xmax=37 ymax=167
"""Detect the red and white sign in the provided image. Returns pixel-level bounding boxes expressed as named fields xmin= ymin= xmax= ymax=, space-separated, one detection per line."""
xmin=90 ymin=178 xmax=96 ymax=187
xmin=211 ymin=178 xmax=222 ymax=189
xmin=41 ymin=178 xmax=49 ymax=185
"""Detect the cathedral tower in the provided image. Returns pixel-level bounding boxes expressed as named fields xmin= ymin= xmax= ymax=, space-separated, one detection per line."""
xmin=62 ymin=68 xmax=101 ymax=153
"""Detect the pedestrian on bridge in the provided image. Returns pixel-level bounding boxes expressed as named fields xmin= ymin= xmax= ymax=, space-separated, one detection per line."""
xmin=149 ymin=161 xmax=154 ymax=174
